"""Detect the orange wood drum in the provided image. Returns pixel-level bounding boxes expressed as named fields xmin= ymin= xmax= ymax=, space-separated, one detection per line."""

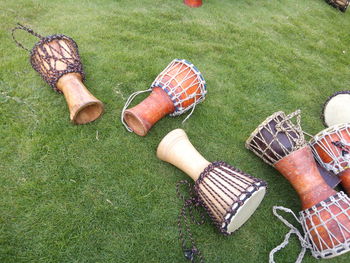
xmin=122 ymin=59 xmax=207 ymax=136
xmin=184 ymin=0 xmax=203 ymax=8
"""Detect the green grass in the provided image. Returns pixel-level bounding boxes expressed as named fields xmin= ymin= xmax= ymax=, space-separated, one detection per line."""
xmin=1 ymin=0 xmax=350 ymax=262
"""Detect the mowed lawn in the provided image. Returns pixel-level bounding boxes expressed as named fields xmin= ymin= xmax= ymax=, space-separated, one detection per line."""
xmin=1 ymin=0 xmax=350 ymax=262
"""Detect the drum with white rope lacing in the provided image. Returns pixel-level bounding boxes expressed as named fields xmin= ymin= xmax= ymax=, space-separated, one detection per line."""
xmin=121 ymin=59 xmax=207 ymax=136
xmin=246 ymin=110 xmax=350 ymax=261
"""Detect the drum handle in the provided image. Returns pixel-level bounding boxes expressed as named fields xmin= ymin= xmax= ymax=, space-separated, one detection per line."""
xmin=176 ymin=180 xmax=205 ymax=263
xmin=11 ymin=23 xmax=43 ymax=52
xmin=269 ymin=206 xmax=310 ymax=263
xmin=121 ymin=88 xmax=152 ymax=132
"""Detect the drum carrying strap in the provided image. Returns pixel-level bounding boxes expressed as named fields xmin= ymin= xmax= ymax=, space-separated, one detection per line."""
xmin=269 ymin=206 xmax=310 ymax=263
xmin=11 ymin=23 xmax=43 ymax=52
xmin=176 ymin=180 xmax=206 ymax=263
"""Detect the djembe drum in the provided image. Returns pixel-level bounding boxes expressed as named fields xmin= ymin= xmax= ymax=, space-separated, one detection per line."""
xmin=157 ymin=129 xmax=267 ymax=235
xmin=322 ymin=91 xmax=350 ymax=127
xmin=246 ymin=110 xmax=350 ymax=260
xmin=326 ymin=0 xmax=349 ymax=12
xmin=184 ymin=0 xmax=203 ymax=7
xmin=12 ymin=24 xmax=104 ymax=124
xmin=121 ymin=59 xmax=207 ymax=136
xmin=309 ymin=123 xmax=350 ymax=195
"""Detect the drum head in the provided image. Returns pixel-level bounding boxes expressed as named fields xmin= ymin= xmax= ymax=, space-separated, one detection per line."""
xmin=225 ymin=186 xmax=266 ymax=234
xmin=322 ymin=91 xmax=350 ymax=127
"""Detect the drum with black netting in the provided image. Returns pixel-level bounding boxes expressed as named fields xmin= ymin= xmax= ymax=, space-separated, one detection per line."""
xmin=309 ymin=123 xmax=350 ymax=195
xmin=121 ymin=59 xmax=207 ymax=136
xmin=246 ymin=110 xmax=340 ymax=188
xmin=12 ymin=24 xmax=104 ymax=124
xmin=326 ymin=0 xmax=349 ymax=12
xmin=322 ymin=91 xmax=350 ymax=127
xmin=157 ymin=129 xmax=267 ymax=235
xmin=246 ymin=110 xmax=350 ymax=260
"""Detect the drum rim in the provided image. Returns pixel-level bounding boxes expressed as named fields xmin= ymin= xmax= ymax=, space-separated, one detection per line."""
xmin=299 ymin=191 xmax=350 ymax=259
xmin=309 ymin=123 xmax=350 ymax=145
xmin=245 ymin=111 xmax=285 ymax=150
xmin=245 ymin=111 xmax=287 ymax=166
xmin=150 ymin=58 xmax=207 ymax=116
xmin=195 ymin=161 xmax=267 ymax=235
xmin=29 ymin=34 xmax=85 ymax=93
xmin=321 ymin=90 xmax=350 ymax=127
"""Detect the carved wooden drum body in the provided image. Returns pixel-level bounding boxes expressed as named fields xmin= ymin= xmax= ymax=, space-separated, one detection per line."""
xmin=157 ymin=129 xmax=266 ymax=235
xmin=13 ymin=25 xmax=104 ymax=124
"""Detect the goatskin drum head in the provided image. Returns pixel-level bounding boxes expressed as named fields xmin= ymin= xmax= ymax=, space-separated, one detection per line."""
xmin=323 ymin=91 xmax=350 ymax=127
xmin=225 ymin=186 xmax=266 ymax=234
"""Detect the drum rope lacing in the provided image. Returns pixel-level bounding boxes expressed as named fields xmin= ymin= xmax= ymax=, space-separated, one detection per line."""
xmin=270 ymin=192 xmax=350 ymax=262
xmin=12 ymin=23 xmax=85 ymax=93
xmin=176 ymin=180 xmax=206 ymax=263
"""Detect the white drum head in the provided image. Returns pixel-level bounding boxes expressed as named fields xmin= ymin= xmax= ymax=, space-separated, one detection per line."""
xmin=225 ymin=186 xmax=266 ymax=234
xmin=323 ymin=91 xmax=350 ymax=127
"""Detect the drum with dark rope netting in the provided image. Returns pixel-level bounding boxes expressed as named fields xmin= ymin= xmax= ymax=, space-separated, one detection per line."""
xmin=157 ymin=129 xmax=267 ymax=234
xmin=12 ymin=24 xmax=104 ymax=124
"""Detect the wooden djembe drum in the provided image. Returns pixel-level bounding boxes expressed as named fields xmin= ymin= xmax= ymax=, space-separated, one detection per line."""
xmin=310 ymin=123 xmax=350 ymax=195
xmin=121 ymin=59 xmax=207 ymax=136
xmin=184 ymin=0 xmax=203 ymax=7
xmin=326 ymin=0 xmax=349 ymax=12
xmin=12 ymin=24 xmax=104 ymax=124
xmin=157 ymin=129 xmax=267 ymax=235
xmin=246 ymin=110 xmax=350 ymax=259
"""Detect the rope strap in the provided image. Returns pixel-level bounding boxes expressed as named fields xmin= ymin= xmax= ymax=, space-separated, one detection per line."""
xmin=269 ymin=206 xmax=310 ymax=263
xmin=176 ymin=180 xmax=205 ymax=263
xmin=120 ymin=88 xmax=152 ymax=132
xmin=11 ymin=23 xmax=43 ymax=52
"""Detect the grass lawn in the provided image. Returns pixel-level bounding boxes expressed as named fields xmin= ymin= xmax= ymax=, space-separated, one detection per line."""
xmin=1 ymin=0 xmax=350 ymax=262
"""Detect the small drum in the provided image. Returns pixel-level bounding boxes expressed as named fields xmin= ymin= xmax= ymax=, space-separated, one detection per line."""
xmin=122 ymin=59 xmax=207 ymax=136
xmin=246 ymin=110 xmax=340 ymax=188
xmin=326 ymin=0 xmax=349 ymax=12
xmin=157 ymin=129 xmax=267 ymax=235
xmin=247 ymin=110 xmax=350 ymax=260
xmin=184 ymin=0 xmax=203 ymax=8
xmin=322 ymin=91 xmax=350 ymax=127
xmin=309 ymin=123 xmax=350 ymax=194
xmin=12 ymin=24 xmax=104 ymax=124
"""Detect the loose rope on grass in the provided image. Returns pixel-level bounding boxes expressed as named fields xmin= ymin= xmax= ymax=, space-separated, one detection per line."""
xmin=269 ymin=206 xmax=309 ymax=263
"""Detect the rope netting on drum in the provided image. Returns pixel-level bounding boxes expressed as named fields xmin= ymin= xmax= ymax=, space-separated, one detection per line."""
xmin=300 ymin=192 xmax=350 ymax=259
xmin=269 ymin=192 xmax=350 ymax=262
xmin=12 ymin=23 xmax=84 ymax=93
xmin=246 ymin=110 xmax=306 ymax=166
xmin=195 ymin=161 xmax=266 ymax=233
xmin=151 ymin=59 xmax=207 ymax=117
xmin=310 ymin=123 xmax=350 ymax=174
